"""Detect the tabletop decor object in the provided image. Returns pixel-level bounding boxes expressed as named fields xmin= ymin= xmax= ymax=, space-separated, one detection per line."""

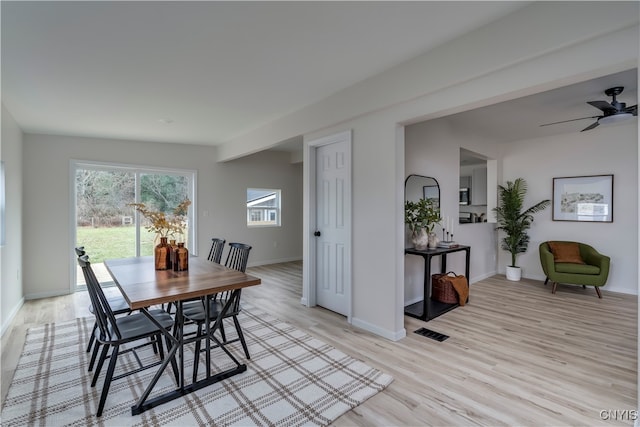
xmin=173 ymin=242 xmax=189 ymax=271
xmin=405 ymin=197 xmax=441 ymax=250
xmin=130 ymin=199 xmax=191 ymax=270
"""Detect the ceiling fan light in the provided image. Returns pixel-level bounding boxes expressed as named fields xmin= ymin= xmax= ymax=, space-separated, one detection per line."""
xmin=599 ymin=113 xmax=633 ymax=125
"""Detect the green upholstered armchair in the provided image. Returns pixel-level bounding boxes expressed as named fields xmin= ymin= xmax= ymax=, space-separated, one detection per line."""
xmin=539 ymin=241 xmax=610 ymax=298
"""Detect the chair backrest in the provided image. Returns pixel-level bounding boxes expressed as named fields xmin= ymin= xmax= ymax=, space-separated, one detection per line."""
xmin=216 ymin=243 xmax=252 ymax=311
xmin=208 ymin=238 xmax=226 ymax=264
xmin=77 ymin=255 xmax=121 ymax=341
xmin=224 ymin=242 xmax=252 ymax=273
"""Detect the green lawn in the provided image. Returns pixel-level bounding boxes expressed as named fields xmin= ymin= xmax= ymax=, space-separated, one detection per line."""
xmin=76 ymin=226 xmax=155 ymax=263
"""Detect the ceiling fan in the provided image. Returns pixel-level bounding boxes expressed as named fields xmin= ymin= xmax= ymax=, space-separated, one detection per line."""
xmin=540 ymin=86 xmax=637 ymax=132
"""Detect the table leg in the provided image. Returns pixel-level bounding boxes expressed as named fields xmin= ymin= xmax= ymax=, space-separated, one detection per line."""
xmin=131 ymin=292 xmax=248 ymax=415
xmin=465 ymin=248 xmax=470 ymax=279
xmin=465 ymin=248 xmax=471 ymax=303
xmin=132 ymin=307 xmax=181 ymax=415
xmin=423 ymin=255 xmax=431 ymax=321
xmin=205 ymin=294 xmax=211 ymax=379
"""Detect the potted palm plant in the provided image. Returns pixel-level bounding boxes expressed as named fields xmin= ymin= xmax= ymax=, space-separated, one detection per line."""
xmin=405 ymin=198 xmax=441 ymax=250
xmin=493 ymin=178 xmax=550 ymax=281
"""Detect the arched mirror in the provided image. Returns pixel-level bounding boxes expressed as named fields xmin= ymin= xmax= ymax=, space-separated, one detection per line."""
xmin=405 ymin=174 xmax=440 ymax=208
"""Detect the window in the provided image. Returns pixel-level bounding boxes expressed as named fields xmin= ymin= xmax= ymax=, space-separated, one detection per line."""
xmin=247 ymin=188 xmax=281 ymax=227
xmin=72 ymin=160 xmax=196 ymax=289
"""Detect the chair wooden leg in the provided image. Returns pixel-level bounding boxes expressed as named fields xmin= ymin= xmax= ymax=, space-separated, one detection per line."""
xmin=96 ymin=345 xmax=119 ymax=417
xmin=582 ymin=285 xmax=586 ymax=289
xmin=595 ymin=286 xmax=602 ymax=298
xmin=233 ymin=315 xmax=251 ymax=359
xmin=544 ymin=277 xmax=549 ymax=285
xmin=551 ymin=282 xmax=557 ymax=294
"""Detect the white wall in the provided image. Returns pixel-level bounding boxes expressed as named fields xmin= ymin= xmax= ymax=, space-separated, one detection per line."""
xmin=500 ymin=121 xmax=638 ymax=295
xmin=22 ymin=134 xmax=302 ymax=299
xmin=404 ymin=118 xmax=500 ymax=305
xmin=1 ymin=105 xmax=24 ymax=335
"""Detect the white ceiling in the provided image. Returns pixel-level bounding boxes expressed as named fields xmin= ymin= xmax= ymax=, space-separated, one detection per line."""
xmin=446 ymin=68 xmax=637 ymax=143
xmin=2 ymin=1 xmax=527 ymax=147
xmin=2 ymin=2 xmax=636 ymax=154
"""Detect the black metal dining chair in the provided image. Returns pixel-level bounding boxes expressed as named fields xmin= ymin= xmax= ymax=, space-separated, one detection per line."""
xmin=77 ymin=254 xmax=178 ymax=417
xmin=75 ymin=247 xmax=132 ymax=360
xmin=208 ymin=237 xmax=226 ymax=264
xmin=182 ymin=242 xmax=252 ymax=381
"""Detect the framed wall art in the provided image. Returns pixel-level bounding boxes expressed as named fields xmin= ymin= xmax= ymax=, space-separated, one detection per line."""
xmin=552 ymin=174 xmax=613 ymax=222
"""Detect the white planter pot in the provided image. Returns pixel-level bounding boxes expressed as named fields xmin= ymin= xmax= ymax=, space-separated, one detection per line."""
xmin=506 ymin=266 xmax=521 ymax=281
xmin=411 ymin=228 xmax=429 ymax=250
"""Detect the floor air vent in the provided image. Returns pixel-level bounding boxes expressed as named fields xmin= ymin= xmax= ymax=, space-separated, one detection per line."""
xmin=414 ymin=327 xmax=449 ymax=342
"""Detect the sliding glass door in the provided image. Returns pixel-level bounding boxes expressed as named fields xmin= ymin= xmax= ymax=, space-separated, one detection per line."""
xmin=73 ymin=161 xmax=196 ymax=289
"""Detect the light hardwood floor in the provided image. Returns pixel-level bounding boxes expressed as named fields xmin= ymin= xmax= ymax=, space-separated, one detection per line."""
xmin=1 ymin=261 xmax=637 ymax=426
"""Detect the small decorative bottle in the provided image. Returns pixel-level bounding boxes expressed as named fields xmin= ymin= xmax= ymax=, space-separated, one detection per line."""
xmin=174 ymin=242 xmax=189 ymax=271
xmin=154 ymin=236 xmax=170 ymax=270
xmin=427 ymin=232 xmax=440 ymax=249
xmin=168 ymin=239 xmax=178 ymax=269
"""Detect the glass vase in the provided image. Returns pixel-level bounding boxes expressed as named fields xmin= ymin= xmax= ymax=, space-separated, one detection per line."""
xmin=173 ymin=242 xmax=189 ymax=271
xmin=168 ymin=239 xmax=177 ymax=269
xmin=154 ymin=236 xmax=170 ymax=270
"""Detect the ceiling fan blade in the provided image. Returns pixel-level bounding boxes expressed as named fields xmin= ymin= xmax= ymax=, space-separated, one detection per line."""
xmin=587 ymin=100 xmax=617 ymax=113
xmin=539 ymin=116 xmax=601 ymax=127
xmin=580 ymin=121 xmax=600 ymax=132
xmin=624 ymin=104 xmax=637 ymax=116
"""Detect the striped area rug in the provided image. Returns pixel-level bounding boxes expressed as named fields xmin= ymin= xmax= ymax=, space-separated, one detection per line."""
xmin=1 ymin=308 xmax=392 ymax=426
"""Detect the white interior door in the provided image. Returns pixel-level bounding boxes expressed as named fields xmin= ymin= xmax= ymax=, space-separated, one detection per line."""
xmin=315 ymin=138 xmax=351 ymax=316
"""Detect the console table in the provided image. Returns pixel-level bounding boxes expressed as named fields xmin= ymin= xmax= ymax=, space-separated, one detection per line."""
xmin=404 ymin=245 xmax=470 ymax=321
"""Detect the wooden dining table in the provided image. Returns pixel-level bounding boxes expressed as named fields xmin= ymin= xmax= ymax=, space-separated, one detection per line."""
xmin=104 ymin=255 xmax=261 ymax=415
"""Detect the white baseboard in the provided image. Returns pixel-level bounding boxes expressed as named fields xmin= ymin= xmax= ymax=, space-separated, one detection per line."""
xmin=350 ymin=316 xmax=406 ymax=342
xmin=247 ymin=256 xmax=302 ymax=268
xmin=24 ymin=289 xmax=71 ymax=300
xmin=470 ymin=271 xmax=496 ymax=284
xmin=1 ymin=297 xmax=25 ymax=338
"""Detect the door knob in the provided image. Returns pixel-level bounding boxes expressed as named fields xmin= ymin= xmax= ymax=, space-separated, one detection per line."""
xmin=314 ymin=231 xmax=321 ymax=237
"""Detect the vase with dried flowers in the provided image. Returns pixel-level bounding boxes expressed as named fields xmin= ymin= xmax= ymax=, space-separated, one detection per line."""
xmin=130 ymin=199 xmax=191 ymax=270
